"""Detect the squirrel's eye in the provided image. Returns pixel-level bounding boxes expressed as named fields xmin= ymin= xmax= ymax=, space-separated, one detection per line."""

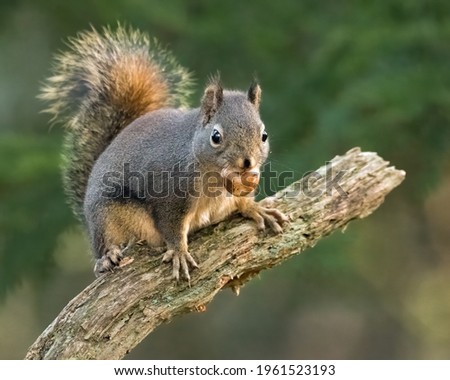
xmin=262 ymin=131 xmax=268 ymax=142
xmin=211 ymin=128 xmax=222 ymax=146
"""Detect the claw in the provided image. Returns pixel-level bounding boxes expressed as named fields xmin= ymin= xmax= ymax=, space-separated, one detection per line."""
xmin=264 ymin=207 xmax=290 ymax=223
xmin=162 ymin=250 xmax=198 ymax=282
xmin=264 ymin=215 xmax=283 ymax=234
xmin=185 ymin=252 xmax=199 ymax=268
xmin=241 ymin=203 xmax=288 ymax=234
xmin=172 ymin=253 xmax=180 ymax=281
xmin=180 ymin=256 xmax=190 ymax=281
xmin=135 ymin=239 xmax=147 ymax=247
xmin=162 ymin=249 xmax=174 ymax=262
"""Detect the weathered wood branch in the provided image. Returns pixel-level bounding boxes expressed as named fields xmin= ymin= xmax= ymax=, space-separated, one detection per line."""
xmin=25 ymin=147 xmax=405 ymax=359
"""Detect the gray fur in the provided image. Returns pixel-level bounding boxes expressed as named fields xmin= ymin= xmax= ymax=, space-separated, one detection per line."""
xmin=39 ymin=25 xmax=193 ymax=219
xmin=84 ymin=90 xmax=268 ymax=259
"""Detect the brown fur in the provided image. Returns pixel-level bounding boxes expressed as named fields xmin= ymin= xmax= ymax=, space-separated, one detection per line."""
xmin=110 ymin=56 xmax=170 ymax=116
xmin=103 ymin=203 xmax=164 ymax=249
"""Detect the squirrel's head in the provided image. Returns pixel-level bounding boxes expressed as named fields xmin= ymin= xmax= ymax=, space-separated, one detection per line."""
xmin=193 ymin=79 xmax=269 ymax=196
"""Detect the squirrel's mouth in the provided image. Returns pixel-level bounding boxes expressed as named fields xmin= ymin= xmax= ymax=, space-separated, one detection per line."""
xmin=221 ymin=167 xmax=260 ymax=197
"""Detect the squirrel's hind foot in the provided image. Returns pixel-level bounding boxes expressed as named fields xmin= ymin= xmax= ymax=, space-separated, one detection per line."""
xmin=94 ymin=244 xmax=128 ymax=277
xmin=162 ymin=250 xmax=198 ymax=283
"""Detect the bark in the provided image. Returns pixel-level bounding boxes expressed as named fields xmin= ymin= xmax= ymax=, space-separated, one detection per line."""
xmin=25 ymin=147 xmax=405 ymax=359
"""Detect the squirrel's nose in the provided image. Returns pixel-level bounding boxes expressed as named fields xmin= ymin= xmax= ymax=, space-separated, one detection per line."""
xmin=243 ymin=158 xmax=252 ymax=169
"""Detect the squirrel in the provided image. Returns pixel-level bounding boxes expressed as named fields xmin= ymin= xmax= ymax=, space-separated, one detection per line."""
xmin=40 ymin=25 xmax=288 ymax=281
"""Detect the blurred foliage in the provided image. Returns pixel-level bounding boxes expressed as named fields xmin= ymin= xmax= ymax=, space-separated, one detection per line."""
xmin=1 ymin=0 xmax=450 ymax=359
xmin=0 ymin=135 xmax=70 ymax=296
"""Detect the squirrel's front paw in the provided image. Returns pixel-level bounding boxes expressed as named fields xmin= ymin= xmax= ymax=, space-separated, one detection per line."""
xmin=162 ymin=250 xmax=198 ymax=282
xmin=241 ymin=203 xmax=289 ymax=234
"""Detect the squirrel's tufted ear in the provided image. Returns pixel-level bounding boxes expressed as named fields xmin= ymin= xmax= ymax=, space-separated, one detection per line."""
xmin=201 ymin=77 xmax=223 ymax=125
xmin=247 ymin=81 xmax=261 ymax=110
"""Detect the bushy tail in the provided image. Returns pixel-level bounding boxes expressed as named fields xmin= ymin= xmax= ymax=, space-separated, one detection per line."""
xmin=40 ymin=25 xmax=193 ymax=219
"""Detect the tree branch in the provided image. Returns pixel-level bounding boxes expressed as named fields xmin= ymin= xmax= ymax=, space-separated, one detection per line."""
xmin=25 ymin=147 xmax=405 ymax=359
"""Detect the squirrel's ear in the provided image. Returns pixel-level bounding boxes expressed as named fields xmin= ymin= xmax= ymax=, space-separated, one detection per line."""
xmin=201 ymin=78 xmax=223 ymax=125
xmin=247 ymin=81 xmax=261 ymax=110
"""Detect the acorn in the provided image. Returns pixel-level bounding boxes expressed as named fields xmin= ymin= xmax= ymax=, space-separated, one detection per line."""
xmin=224 ymin=170 xmax=260 ymax=197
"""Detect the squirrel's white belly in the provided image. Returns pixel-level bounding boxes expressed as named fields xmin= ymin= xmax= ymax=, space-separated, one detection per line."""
xmin=188 ymin=191 xmax=238 ymax=232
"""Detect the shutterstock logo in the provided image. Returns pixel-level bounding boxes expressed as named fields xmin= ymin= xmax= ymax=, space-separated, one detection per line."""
xmin=100 ymin=161 xmax=347 ymax=199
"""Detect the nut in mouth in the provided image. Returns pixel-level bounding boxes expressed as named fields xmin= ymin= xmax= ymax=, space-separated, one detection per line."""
xmin=222 ymin=168 xmax=260 ymax=197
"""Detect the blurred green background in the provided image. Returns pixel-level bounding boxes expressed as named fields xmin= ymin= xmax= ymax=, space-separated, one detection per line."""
xmin=1 ymin=0 xmax=450 ymax=359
